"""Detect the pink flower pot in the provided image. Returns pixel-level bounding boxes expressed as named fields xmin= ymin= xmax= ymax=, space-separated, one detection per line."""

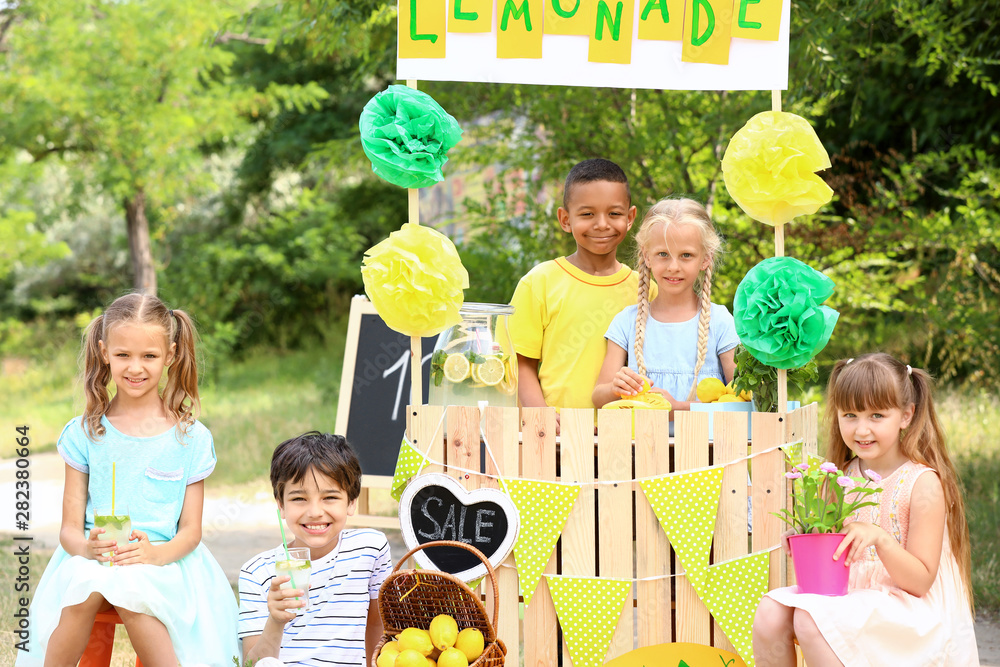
xmin=788 ymin=533 xmax=849 ymax=596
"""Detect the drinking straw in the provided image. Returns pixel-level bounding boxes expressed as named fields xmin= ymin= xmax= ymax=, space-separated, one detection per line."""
xmin=112 ymin=462 xmax=116 ymax=516
xmin=276 ymin=508 xmax=298 ymax=591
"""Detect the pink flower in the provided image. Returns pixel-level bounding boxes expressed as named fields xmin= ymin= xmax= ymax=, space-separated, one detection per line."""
xmin=820 ymin=462 xmax=839 ymax=473
xmin=836 ymin=476 xmax=856 ymax=489
xmin=785 ymin=471 xmax=803 ymax=480
xmin=865 ymin=469 xmax=882 ymax=483
xmin=794 ymin=463 xmax=810 ymax=472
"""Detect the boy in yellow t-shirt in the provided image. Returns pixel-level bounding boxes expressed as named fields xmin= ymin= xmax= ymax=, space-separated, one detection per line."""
xmin=509 ymin=158 xmax=642 ymax=416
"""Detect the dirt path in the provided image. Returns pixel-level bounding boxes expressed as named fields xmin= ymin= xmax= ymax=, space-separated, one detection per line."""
xmin=4 ymin=452 xmax=999 ymax=663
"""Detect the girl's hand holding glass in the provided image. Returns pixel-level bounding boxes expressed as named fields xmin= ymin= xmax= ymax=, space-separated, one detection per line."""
xmin=86 ymin=526 xmax=118 ymax=563
xmin=267 ymin=575 xmax=306 ymax=624
xmin=110 ymin=529 xmax=163 ymax=566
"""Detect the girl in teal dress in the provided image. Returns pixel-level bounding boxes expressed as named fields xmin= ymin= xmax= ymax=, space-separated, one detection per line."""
xmin=18 ymin=293 xmax=239 ymax=667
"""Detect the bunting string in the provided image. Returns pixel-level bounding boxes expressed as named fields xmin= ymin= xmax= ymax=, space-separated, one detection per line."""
xmin=402 ymin=437 xmax=802 ymax=488
xmin=495 ymin=544 xmax=781 ymax=582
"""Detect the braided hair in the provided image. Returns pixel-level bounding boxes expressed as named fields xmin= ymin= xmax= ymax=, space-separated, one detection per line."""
xmin=632 ymin=198 xmax=722 ymax=401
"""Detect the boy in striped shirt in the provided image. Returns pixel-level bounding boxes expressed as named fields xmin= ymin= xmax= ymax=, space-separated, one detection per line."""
xmin=238 ymin=432 xmax=392 ymax=666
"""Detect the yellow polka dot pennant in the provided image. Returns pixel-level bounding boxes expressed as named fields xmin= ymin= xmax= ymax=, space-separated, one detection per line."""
xmin=391 ymin=437 xmax=427 ymax=501
xmin=545 ymin=575 xmax=632 ymax=667
xmin=640 ymin=467 xmax=724 ymax=587
xmin=505 ymin=478 xmax=579 ymax=606
xmin=699 ymin=552 xmax=769 ymax=667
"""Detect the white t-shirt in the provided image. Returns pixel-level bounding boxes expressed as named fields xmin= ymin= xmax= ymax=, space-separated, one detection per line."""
xmin=238 ymin=529 xmax=392 ymax=666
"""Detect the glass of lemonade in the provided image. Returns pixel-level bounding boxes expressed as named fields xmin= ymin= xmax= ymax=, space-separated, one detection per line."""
xmin=275 ymin=546 xmax=312 ymax=610
xmin=93 ymin=504 xmax=131 ymax=567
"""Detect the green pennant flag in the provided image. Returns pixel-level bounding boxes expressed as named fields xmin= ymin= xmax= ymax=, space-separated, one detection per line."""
xmin=506 ymin=478 xmax=579 ymax=606
xmin=390 ymin=437 xmax=427 ymax=501
xmin=546 ymin=575 xmax=632 ymax=667
xmin=640 ymin=467 xmax=724 ymax=586
xmin=701 ymin=552 xmax=770 ymax=667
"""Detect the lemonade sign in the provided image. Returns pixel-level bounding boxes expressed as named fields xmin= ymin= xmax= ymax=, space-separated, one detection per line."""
xmin=398 ymin=0 xmax=789 ymax=89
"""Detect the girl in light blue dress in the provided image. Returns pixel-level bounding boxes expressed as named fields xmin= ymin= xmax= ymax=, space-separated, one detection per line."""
xmin=593 ymin=198 xmax=740 ymax=411
xmin=18 ymin=293 xmax=239 ymax=667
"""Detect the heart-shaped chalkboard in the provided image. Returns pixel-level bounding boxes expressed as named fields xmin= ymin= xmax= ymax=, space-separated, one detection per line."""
xmin=398 ymin=472 xmax=519 ymax=582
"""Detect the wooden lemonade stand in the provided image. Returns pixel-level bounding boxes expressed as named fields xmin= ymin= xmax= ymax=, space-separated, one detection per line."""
xmin=354 ymin=0 xmax=831 ymax=663
xmin=399 ymin=403 xmax=817 ymax=665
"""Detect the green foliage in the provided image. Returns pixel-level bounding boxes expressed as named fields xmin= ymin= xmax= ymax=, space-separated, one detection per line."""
xmin=731 ymin=345 xmax=818 ymax=413
xmin=775 ymin=454 xmax=881 ymax=534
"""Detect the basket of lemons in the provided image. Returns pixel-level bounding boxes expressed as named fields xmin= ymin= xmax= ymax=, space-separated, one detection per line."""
xmin=373 ymin=541 xmax=506 ymax=667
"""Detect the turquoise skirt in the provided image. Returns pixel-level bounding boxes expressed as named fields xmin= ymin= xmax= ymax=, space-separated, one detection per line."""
xmin=17 ymin=542 xmax=239 ymax=666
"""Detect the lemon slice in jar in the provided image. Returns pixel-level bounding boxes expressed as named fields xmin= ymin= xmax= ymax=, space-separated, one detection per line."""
xmin=472 ymin=356 xmax=505 ymax=386
xmin=443 ymin=353 xmax=471 ymax=383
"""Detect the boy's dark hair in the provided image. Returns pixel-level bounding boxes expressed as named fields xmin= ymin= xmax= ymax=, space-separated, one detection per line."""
xmin=562 ymin=158 xmax=631 ymax=208
xmin=270 ymin=432 xmax=363 ymax=503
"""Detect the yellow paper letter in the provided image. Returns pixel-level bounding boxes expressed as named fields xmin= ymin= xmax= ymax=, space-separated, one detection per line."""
xmin=450 ymin=0 xmax=492 ymax=32
xmin=497 ymin=0 xmax=543 ymax=58
xmin=637 ymin=0 xmax=683 ymax=40
xmin=730 ymin=0 xmax=782 ymax=40
xmin=545 ymin=0 xmax=592 ymax=35
xmin=682 ymin=0 xmax=733 ymax=65
xmin=588 ymin=0 xmax=635 ymax=64
xmin=399 ymin=0 xmax=446 ymax=58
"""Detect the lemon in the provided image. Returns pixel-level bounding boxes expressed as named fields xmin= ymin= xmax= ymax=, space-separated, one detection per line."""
xmin=724 ymin=381 xmax=737 ymax=395
xmin=436 ymin=647 xmax=469 ymax=667
xmin=443 ymin=353 xmax=471 ymax=383
xmin=716 ymin=393 xmax=745 ymax=403
xmin=429 ymin=614 xmax=459 ymax=651
xmin=395 ymin=649 xmax=430 ymax=667
xmin=426 ymin=658 xmax=437 ymax=667
xmin=472 ymin=356 xmax=505 ymax=386
xmin=739 ymin=389 xmax=753 ymax=401
xmin=398 ymin=628 xmax=434 ymax=657
xmin=696 ymin=377 xmax=727 ymax=403
xmin=377 ymin=645 xmax=400 ymax=667
xmin=619 ymin=377 xmax=651 ymax=400
xmin=454 ymin=628 xmax=484 ymax=662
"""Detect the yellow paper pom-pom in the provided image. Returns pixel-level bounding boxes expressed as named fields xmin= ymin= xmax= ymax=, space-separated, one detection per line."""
xmin=722 ymin=111 xmax=834 ymax=226
xmin=361 ymin=223 xmax=469 ymax=337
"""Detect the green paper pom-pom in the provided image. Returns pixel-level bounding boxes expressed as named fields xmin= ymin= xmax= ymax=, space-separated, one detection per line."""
xmin=734 ymin=257 xmax=839 ymax=370
xmin=359 ymin=85 xmax=463 ymax=189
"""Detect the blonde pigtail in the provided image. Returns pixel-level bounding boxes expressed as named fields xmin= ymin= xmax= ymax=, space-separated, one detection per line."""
xmin=686 ymin=263 xmax=714 ymax=401
xmin=163 ymin=309 xmax=201 ymax=434
xmin=634 ymin=256 xmax=651 ymax=378
xmin=81 ymin=314 xmax=111 ymax=439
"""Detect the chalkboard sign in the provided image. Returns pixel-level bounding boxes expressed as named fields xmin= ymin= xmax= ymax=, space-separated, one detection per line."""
xmin=335 ymin=296 xmax=439 ymax=479
xmin=399 ymin=473 xmax=519 ymax=582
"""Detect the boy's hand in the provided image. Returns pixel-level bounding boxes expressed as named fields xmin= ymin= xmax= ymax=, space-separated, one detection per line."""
xmin=267 ymin=575 xmax=306 ymax=623
xmin=612 ymin=367 xmax=648 ymax=396
xmin=86 ymin=527 xmax=117 ymax=563
xmin=112 ymin=529 xmax=162 ymax=566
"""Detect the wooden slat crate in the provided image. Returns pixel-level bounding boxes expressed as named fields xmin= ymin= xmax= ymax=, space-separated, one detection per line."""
xmin=404 ymin=402 xmax=819 ymax=665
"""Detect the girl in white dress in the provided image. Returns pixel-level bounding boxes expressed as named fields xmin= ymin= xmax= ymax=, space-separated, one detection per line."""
xmin=753 ymin=353 xmax=979 ymax=666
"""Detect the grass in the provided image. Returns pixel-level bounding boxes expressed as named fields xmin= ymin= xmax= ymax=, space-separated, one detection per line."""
xmin=939 ymin=392 xmax=1000 ymax=612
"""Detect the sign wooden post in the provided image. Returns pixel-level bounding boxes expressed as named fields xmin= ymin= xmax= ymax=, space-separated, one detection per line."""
xmin=407 ymin=78 xmax=424 ymax=408
xmin=771 ymin=88 xmax=788 ymax=413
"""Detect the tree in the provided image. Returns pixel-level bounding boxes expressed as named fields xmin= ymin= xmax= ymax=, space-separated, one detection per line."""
xmin=0 ymin=0 xmax=326 ymax=295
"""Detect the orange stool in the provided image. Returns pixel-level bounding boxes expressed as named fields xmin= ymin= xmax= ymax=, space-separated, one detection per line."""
xmin=79 ymin=609 xmax=144 ymax=667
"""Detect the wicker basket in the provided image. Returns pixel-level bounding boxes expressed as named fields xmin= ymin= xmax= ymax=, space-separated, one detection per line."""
xmin=372 ymin=540 xmax=507 ymax=667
